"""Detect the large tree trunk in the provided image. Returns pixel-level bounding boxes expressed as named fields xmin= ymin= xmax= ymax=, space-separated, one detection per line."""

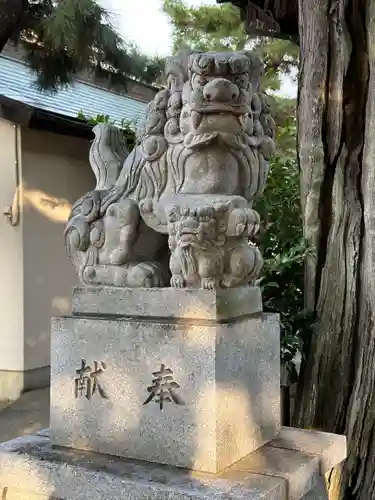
xmin=0 ymin=0 xmax=28 ymax=53
xmin=293 ymin=0 xmax=375 ymax=498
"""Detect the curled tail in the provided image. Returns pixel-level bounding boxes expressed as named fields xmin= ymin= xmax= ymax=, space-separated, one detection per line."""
xmin=90 ymin=123 xmax=129 ymax=190
xmin=65 ymin=124 xmax=130 ymax=257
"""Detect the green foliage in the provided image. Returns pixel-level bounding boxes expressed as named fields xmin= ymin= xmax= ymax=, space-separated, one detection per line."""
xmin=163 ymin=0 xmax=248 ymax=52
xmin=255 ymin=38 xmax=299 ymax=91
xmin=76 ymin=111 xmax=136 ymax=150
xmin=254 ymin=101 xmax=314 ymax=380
xmin=257 ymin=38 xmax=299 ymax=77
xmin=4 ymin=0 xmax=163 ymax=90
xmin=257 ymin=241 xmax=314 ymax=382
xmin=256 ymin=99 xmax=299 ymax=254
xmin=162 ymin=0 xmax=298 ymax=92
xmin=128 ymin=53 xmax=166 ymax=88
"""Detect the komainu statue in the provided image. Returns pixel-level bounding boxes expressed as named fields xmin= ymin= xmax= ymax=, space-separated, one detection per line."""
xmin=65 ymin=50 xmax=276 ymax=289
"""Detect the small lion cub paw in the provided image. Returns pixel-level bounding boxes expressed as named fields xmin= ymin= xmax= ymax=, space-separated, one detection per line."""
xmin=171 ymin=275 xmax=184 ymax=288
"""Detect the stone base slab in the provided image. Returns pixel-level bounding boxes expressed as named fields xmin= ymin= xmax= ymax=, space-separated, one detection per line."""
xmin=50 ymin=310 xmax=280 ymax=473
xmin=72 ymin=286 xmax=263 ymax=320
xmin=269 ymin=427 xmax=346 ymax=474
xmin=0 ymin=427 xmax=346 ymax=500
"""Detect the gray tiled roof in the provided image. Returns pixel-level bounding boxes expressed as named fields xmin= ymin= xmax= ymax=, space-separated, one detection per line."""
xmin=0 ymin=55 xmax=148 ymax=129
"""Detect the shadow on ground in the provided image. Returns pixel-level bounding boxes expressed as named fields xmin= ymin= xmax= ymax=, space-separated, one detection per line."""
xmin=0 ymin=387 xmax=49 ymax=443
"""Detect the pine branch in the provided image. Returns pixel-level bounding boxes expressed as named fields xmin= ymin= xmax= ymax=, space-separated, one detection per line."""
xmin=3 ymin=0 xmax=162 ymax=90
xmin=0 ymin=0 xmax=28 ymax=51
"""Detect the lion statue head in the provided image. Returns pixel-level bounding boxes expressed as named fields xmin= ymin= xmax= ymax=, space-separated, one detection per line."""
xmin=180 ymin=52 xmax=255 ymax=150
xmin=164 ymin=51 xmax=276 ymax=152
xmin=118 ymin=50 xmax=276 ymax=233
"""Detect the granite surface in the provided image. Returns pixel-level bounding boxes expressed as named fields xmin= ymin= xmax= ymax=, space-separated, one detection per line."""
xmin=300 ymin=478 xmax=328 ymax=499
xmin=0 ymin=434 xmax=286 ymax=500
xmin=0 ymin=429 xmax=338 ymax=500
xmin=269 ymin=427 xmax=346 ymax=474
xmin=232 ymin=445 xmax=319 ymax=500
xmin=72 ymin=286 xmax=263 ymax=320
xmin=50 ymin=312 xmax=280 ymax=473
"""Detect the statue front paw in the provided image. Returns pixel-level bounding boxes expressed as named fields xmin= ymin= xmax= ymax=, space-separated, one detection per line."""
xmin=220 ymin=275 xmax=241 ymax=288
xmin=201 ymin=277 xmax=217 ymax=290
xmin=127 ymin=262 xmax=163 ymax=288
xmin=81 ymin=265 xmax=97 ymax=284
xmin=171 ymin=275 xmax=184 ymax=288
xmin=220 ymin=277 xmax=232 ymax=288
xmin=110 ymin=248 xmax=128 ymax=265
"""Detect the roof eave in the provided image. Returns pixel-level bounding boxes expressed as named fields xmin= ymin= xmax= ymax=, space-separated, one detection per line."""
xmin=0 ymin=95 xmax=94 ymax=139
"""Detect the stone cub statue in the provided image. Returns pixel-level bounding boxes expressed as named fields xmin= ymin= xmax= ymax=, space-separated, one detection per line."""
xmin=167 ymin=203 xmax=263 ymax=289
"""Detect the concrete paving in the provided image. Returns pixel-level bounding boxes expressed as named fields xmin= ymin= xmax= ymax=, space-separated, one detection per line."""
xmin=0 ymin=387 xmax=49 ymax=443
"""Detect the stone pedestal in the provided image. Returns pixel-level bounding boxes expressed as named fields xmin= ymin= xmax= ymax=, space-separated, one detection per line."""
xmin=0 ymin=285 xmax=348 ymax=499
xmin=50 ymin=286 xmax=280 ymax=473
xmin=0 ymin=427 xmax=346 ymax=500
xmin=0 ymin=46 xmax=348 ymax=498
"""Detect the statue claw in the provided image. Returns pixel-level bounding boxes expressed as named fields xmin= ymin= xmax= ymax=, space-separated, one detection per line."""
xmin=171 ymin=275 xmax=184 ymax=288
xmin=201 ymin=278 xmax=217 ymax=290
xmin=220 ymin=278 xmax=232 ymax=288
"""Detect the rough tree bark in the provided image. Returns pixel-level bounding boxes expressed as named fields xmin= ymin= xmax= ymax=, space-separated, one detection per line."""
xmin=0 ymin=0 xmax=28 ymax=53
xmin=293 ymin=0 xmax=375 ymax=499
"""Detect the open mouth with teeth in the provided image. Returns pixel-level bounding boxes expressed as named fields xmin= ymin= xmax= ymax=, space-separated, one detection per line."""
xmin=179 ymin=230 xmax=199 ymax=245
xmin=189 ymin=106 xmax=248 ymax=133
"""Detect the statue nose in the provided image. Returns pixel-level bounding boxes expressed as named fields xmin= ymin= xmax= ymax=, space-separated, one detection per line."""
xmin=203 ymin=78 xmax=239 ymax=102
